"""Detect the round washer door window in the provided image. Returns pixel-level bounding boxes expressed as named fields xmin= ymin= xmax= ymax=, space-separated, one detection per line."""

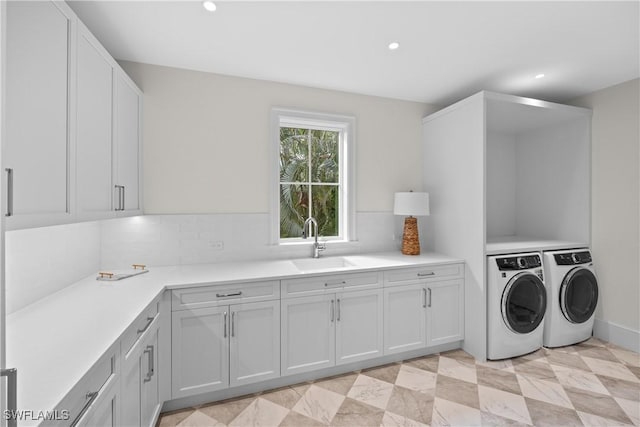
xmin=560 ymin=267 xmax=598 ymax=324
xmin=502 ymin=273 xmax=547 ymax=334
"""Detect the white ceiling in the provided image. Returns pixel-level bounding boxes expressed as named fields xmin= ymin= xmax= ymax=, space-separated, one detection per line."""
xmin=68 ymin=0 xmax=640 ymax=106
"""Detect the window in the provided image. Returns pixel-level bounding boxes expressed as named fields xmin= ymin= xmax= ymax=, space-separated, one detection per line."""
xmin=271 ymin=109 xmax=355 ymax=243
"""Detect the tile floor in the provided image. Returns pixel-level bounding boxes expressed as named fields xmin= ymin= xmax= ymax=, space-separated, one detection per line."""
xmin=158 ymin=338 xmax=640 ymax=426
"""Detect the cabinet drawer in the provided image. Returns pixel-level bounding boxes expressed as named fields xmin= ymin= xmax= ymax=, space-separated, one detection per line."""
xmin=172 ymin=281 xmax=280 ymax=311
xmin=384 ymin=263 xmax=463 ymax=286
xmin=282 ymin=271 xmax=382 ymax=298
xmin=121 ymin=298 xmax=160 ymax=355
xmin=49 ymin=343 xmax=118 ymax=427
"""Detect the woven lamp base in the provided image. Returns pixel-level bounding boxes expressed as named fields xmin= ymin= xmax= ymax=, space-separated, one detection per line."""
xmin=401 ymin=216 xmax=421 ymax=255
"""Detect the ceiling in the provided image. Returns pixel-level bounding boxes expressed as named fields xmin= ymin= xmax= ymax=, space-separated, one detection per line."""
xmin=68 ymin=1 xmax=640 ymax=106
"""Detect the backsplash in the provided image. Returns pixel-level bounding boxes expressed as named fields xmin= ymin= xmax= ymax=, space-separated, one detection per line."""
xmin=6 ymin=212 xmax=427 ymax=314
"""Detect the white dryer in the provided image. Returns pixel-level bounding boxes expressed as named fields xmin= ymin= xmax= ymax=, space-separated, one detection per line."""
xmin=543 ymin=249 xmax=598 ymax=347
xmin=487 ymin=253 xmax=547 ymax=360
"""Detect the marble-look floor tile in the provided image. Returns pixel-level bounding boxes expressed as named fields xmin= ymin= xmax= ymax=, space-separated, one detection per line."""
xmin=228 ymin=397 xmax=289 ymax=427
xmin=480 ymin=411 xmax=531 ymax=426
xmin=512 ymin=359 xmax=557 ymax=382
xmin=476 ymin=358 xmax=515 ymax=372
xmin=386 ymin=385 xmax=434 ymax=425
xmin=437 ymin=356 xmax=478 ymax=384
xmin=435 ymin=373 xmax=480 ymax=409
xmin=346 ymin=374 xmax=394 ymax=410
xmin=524 ymin=397 xmax=583 ymax=427
xmin=520 ymin=348 xmax=547 ymax=362
xmin=278 ymin=410 xmax=325 ymax=427
xmin=564 ymin=385 xmax=633 ymax=425
xmin=614 ymin=396 xmax=640 ymax=426
xmin=291 ymin=384 xmax=344 ymax=425
xmin=582 ymin=356 xmax=640 ymax=383
xmin=546 ymin=351 xmax=592 ymax=372
xmin=395 ymin=364 xmax=438 ymax=392
xmin=608 ymin=346 xmax=640 ymax=367
xmin=381 ymin=410 xmax=429 ymax=427
xmin=441 ymin=349 xmax=477 ymax=364
xmin=405 ymin=354 xmax=439 ymax=373
xmin=550 ymin=363 xmax=609 ymax=395
xmin=199 ymin=395 xmax=256 ymax=424
xmin=177 ymin=410 xmax=224 ymax=427
xmin=575 ymin=345 xmax=620 ymax=363
xmin=576 ymin=410 xmax=634 ymax=427
xmin=314 ymin=372 xmax=358 ymax=395
xmin=329 ymin=397 xmax=384 ymax=427
xmin=478 ymin=385 xmax=531 ymax=425
xmin=158 ymin=408 xmax=193 ymax=427
xmin=596 ymin=374 xmax=640 ymax=401
xmin=516 ymin=374 xmax=573 ymax=409
xmin=477 ymin=365 xmax=521 ymax=395
xmin=260 ymin=384 xmax=309 ymax=409
xmin=431 ymin=397 xmax=482 ymax=427
xmin=361 ymin=362 xmax=401 ymax=384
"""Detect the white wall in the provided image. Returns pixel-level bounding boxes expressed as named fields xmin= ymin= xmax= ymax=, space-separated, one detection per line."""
xmin=486 ymin=131 xmax=517 ymax=238
xmin=571 ymin=78 xmax=640 ymax=348
xmin=119 ymin=61 xmax=435 ymax=214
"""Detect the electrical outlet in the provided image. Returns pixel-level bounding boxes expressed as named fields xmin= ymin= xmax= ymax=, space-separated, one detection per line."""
xmin=209 ymin=240 xmax=224 ymax=250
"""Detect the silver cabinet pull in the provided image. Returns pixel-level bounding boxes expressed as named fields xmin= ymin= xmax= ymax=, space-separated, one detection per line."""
xmin=143 ymin=345 xmax=154 ymax=382
xmin=417 ymin=272 xmax=435 ymax=277
xmin=1 ymin=368 xmax=17 ymax=427
xmin=330 ymin=299 xmax=334 ymax=322
xmin=336 ymin=299 xmax=341 ymax=321
xmin=114 ymin=185 xmax=124 ymax=211
xmin=223 ymin=311 xmax=228 ymax=338
xmin=216 ymin=291 xmax=242 ymax=298
xmin=427 ymin=288 xmax=432 ymax=307
xmin=121 ymin=185 xmax=125 ymax=211
xmin=70 ymin=391 xmax=99 ymax=427
xmin=137 ymin=316 xmax=154 ymax=334
xmin=5 ymin=168 xmax=13 ymax=217
xmin=231 ymin=312 xmax=235 ymax=337
xmin=422 ymin=288 xmax=427 ymax=308
xmin=325 ymin=280 xmax=346 ymax=287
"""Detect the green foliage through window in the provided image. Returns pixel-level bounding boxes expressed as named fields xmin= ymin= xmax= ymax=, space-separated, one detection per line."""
xmin=279 ymin=126 xmax=340 ymax=239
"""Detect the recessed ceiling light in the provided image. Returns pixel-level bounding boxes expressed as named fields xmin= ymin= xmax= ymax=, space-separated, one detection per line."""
xmin=535 ymin=73 xmax=545 ymax=79
xmin=388 ymin=42 xmax=400 ymax=51
xmin=202 ymin=0 xmax=217 ymax=12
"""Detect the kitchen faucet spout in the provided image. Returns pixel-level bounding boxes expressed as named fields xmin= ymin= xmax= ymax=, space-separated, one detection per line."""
xmin=302 ymin=217 xmax=326 ymax=258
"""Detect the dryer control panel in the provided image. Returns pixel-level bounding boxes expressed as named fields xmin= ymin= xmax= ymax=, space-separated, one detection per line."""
xmin=554 ymin=251 xmax=592 ymax=265
xmin=496 ymin=255 xmax=542 ymax=270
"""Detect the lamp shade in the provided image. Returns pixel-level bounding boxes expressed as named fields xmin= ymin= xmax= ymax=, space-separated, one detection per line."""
xmin=394 ymin=192 xmax=430 ymax=216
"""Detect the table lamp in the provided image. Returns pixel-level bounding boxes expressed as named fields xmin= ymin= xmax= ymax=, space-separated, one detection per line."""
xmin=394 ymin=192 xmax=430 ymax=255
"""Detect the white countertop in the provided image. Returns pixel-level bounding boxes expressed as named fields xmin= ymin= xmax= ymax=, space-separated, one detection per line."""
xmin=6 ymin=252 xmax=462 ymax=423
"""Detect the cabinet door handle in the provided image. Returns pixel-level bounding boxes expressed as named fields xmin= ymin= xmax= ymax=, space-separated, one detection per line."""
xmin=5 ymin=168 xmax=13 ymax=217
xmin=231 ymin=312 xmax=235 ymax=337
xmin=330 ymin=299 xmax=334 ymax=322
xmin=143 ymin=345 xmax=154 ymax=382
xmin=427 ymin=288 xmax=432 ymax=307
xmin=121 ymin=185 xmax=125 ymax=210
xmin=114 ymin=185 xmax=124 ymax=211
xmin=325 ymin=280 xmax=346 ymax=287
xmin=223 ymin=311 xmax=228 ymax=338
xmin=336 ymin=299 xmax=341 ymax=321
xmin=422 ymin=288 xmax=427 ymax=308
xmin=1 ymin=368 xmax=17 ymax=427
xmin=417 ymin=272 xmax=435 ymax=277
xmin=70 ymin=391 xmax=99 ymax=427
xmin=137 ymin=316 xmax=154 ymax=334
xmin=216 ymin=291 xmax=242 ymax=298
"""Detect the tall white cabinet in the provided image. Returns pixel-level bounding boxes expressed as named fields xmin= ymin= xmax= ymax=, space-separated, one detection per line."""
xmin=422 ymin=91 xmax=591 ymax=360
xmin=4 ymin=1 xmax=143 ymax=230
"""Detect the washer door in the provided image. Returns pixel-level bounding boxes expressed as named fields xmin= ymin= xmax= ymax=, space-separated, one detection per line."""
xmin=560 ymin=267 xmax=598 ymax=324
xmin=502 ymin=272 xmax=547 ymax=334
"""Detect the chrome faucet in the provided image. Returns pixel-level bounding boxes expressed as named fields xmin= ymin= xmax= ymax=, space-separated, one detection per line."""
xmin=302 ymin=217 xmax=326 ymax=258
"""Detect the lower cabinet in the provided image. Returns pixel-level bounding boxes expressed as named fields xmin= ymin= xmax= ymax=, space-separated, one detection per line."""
xmin=121 ymin=321 xmax=161 ymax=427
xmin=384 ymin=278 xmax=464 ymax=355
xmin=171 ymin=299 xmax=280 ymax=399
xmin=281 ymin=288 xmax=384 ymax=376
xmin=77 ymin=379 xmax=119 ymax=427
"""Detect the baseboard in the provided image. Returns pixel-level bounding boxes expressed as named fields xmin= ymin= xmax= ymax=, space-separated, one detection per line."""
xmin=593 ymin=318 xmax=640 ymax=352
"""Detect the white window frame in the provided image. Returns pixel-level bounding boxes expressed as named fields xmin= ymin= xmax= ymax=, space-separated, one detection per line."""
xmin=271 ymin=108 xmax=356 ymax=244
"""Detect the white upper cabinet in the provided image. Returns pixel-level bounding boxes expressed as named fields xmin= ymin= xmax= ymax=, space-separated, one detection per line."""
xmin=76 ymin=23 xmax=114 ymax=218
xmin=4 ymin=0 xmax=143 ymax=230
xmin=5 ymin=1 xmax=73 ymax=229
xmin=114 ymin=74 xmax=142 ymax=214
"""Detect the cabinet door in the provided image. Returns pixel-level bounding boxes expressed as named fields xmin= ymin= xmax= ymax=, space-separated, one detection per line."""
xmin=114 ymin=73 xmax=141 ymax=212
xmin=76 ymin=24 xmax=114 ymax=218
xmin=229 ymin=300 xmax=280 ymax=387
xmin=383 ymin=284 xmax=427 ymax=354
xmin=5 ymin=1 xmax=71 ymax=226
xmin=172 ymin=306 xmax=229 ymax=398
xmin=335 ymin=288 xmax=383 ymax=365
xmin=140 ymin=330 xmax=160 ymax=427
xmin=426 ymin=279 xmax=464 ymax=347
xmin=121 ymin=349 xmax=142 ymax=427
xmin=281 ymin=294 xmax=335 ymax=376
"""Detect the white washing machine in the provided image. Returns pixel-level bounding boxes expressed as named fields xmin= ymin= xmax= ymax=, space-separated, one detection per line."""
xmin=487 ymin=252 xmax=547 ymax=360
xmin=543 ymin=249 xmax=598 ymax=347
